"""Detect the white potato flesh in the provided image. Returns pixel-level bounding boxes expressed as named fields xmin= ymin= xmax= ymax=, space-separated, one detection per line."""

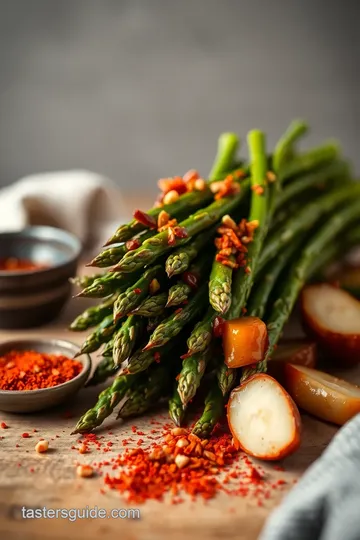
xmin=229 ymin=377 xmax=296 ymax=457
xmin=304 ymin=285 xmax=360 ymax=334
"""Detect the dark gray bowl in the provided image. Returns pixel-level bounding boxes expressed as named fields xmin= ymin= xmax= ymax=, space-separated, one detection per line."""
xmin=0 ymin=338 xmax=91 ymax=412
xmin=0 ymin=227 xmax=81 ymax=328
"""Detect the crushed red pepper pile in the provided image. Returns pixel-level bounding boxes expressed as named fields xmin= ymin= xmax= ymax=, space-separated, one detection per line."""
xmin=0 ymin=258 xmax=49 ymax=272
xmin=0 ymin=350 xmax=83 ymax=391
xmin=73 ymin=422 xmax=289 ymax=505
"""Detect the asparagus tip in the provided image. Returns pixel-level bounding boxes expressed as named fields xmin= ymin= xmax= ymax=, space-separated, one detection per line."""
xmin=142 ymin=342 xmax=156 ymax=352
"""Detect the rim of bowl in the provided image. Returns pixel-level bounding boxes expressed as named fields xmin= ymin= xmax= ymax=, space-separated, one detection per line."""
xmin=0 ymin=226 xmax=82 ymax=277
xmin=0 ymin=338 xmax=91 ymax=395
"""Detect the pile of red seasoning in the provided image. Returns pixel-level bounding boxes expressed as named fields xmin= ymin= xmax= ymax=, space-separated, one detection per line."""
xmin=0 ymin=258 xmax=48 ymax=272
xmin=75 ymin=423 xmax=288 ymax=506
xmin=0 ymin=350 xmax=83 ymax=391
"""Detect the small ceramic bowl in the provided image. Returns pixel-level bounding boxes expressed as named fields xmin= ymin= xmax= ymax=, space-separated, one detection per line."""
xmin=0 ymin=226 xmax=82 ymax=329
xmin=0 ymin=338 xmax=91 ymax=413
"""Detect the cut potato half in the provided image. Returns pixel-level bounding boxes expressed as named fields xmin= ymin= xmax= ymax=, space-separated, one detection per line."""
xmin=227 ymin=374 xmax=301 ymax=460
xmin=267 ymin=339 xmax=317 ymax=383
xmin=301 ymin=284 xmax=360 ymax=365
xmin=284 ymin=363 xmax=360 ymax=425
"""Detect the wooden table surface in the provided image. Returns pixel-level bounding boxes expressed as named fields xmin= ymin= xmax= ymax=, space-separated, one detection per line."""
xmin=0 ymin=268 xmax=355 ymax=540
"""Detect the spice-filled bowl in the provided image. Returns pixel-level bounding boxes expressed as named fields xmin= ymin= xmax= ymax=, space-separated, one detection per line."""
xmin=0 ymin=226 xmax=82 ymax=329
xmin=0 ymin=338 xmax=91 ymax=413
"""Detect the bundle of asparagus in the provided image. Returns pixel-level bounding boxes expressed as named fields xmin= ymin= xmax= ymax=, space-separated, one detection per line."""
xmin=70 ymin=120 xmax=360 ymax=438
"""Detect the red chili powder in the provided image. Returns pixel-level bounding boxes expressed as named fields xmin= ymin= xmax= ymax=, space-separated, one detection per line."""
xmin=0 ymin=350 xmax=83 ymax=391
xmin=0 ymin=258 xmax=48 ymax=272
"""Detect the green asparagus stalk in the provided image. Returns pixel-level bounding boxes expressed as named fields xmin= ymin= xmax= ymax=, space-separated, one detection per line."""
xmin=69 ymin=294 xmax=117 ymax=331
xmin=113 ymin=179 xmax=250 ymax=274
xmin=272 ymin=120 xmax=308 ymax=174
xmin=177 ymin=348 xmax=212 ymax=407
xmin=75 ymin=315 xmax=122 ymax=357
xmin=216 ymin=362 xmax=237 ymax=396
xmin=165 ymin=227 xmax=217 ymax=277
xmin=113 ymin=265 xmax=164 ymax=320
xmin=113 ymin=315 xmax=144 ymax=366
xmin=242 ymin=196 xmax=360 ymax=381
xmin=102 ymin=338 xmax=114 ymax=357
xmin=209 ymin=258 xmax=235 ymax=314
xmin=71 ymin=374 xmax=138 ymax=433
xmin=168 ymin=385 xmax=185 ymax=426
xmin=166 ymin=282 xmax=192 ymax=307
xmin=143 ymin=284 xmax=208 ymax=350
xmin=275 ymin=160 xmax=350 ymax=209
xmin=192 ymin=380 xmax=224 ymax=438
xmin=70 ymin=272 xmax=106 ymax=290
xmin=208 ymin=133 xmax=240 ymax=180
xmin=186 ymin=307 xmax=215 ymax=356
xmin=120 ymin=339 xmax=174 ymax=375
xmin=280 ymin=142 xmax=339 ymax=182
xmin=77 ymin=271 xmax=136 ymax=298
xmin=228 ymin=130 xmax=269 ymax=319
xmin=105 ymin=188 xmax=215 ymax=245
xmin=85 ymin=356 xmax=118 ymax=387
xmin=258 ymin=183 xmax=360 ymax=273
xmin=117 ymin=364 xmax=170 ymax=419
xmin=88 ymin=229 xmax=155 ymax=268
xmin=131 ymin=292 xmax=168 ymax=317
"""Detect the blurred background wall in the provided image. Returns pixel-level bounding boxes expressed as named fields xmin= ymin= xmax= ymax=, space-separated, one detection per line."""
xmin=0 ymin=0 xmax=358 ymax=197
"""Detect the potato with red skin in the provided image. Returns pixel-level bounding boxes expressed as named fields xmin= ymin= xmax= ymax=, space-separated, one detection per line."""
xmin=222 ymin=317 xmax=269 ymax=368
xmin=301 ymin=284 xmax=360 ymax=366
xmin=227 ymin=374 xmax=301 ymax=461
xmin=284 ymin=363 xmax=360 ymax=426
xmin=267 ymin=339 xmax=317 ymax=383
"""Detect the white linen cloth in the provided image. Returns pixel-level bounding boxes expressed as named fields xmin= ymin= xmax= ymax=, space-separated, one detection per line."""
xmin=0 ymin=170 xmax=128 ymax=249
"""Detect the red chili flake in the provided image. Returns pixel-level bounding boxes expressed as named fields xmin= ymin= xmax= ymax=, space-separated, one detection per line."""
xmin=182 ymin=271 xmax=199 ymax=289
xmin=29 ymin=467 xmax=35 ymax=473
xmin=137 ymin=439 xmax=144 ymax=446
xmin=133 ymin=209 xmax=157 ymax=229
xmin=125 ymin=238 xmax=141 ymax=251
xmin=1 ymin=422 xmax=8 ymax=429
xmin=21 ymin=432 xmax=30 ymax=438
xmin=183 ymin=169 xmax=200 ymax=184
xmin=212 ymin=316 xmax=225 ymax=338
xmin=106 ymin=441 xmax=113 ymax=447
xmin=277 ymin=479 xmax=286 ymax=485
xmin=133 ymin=288 xmax=142 ymax=295
xmin=167 ymin=227 xmax=176 ymax=246
xmin=131 ymin=426 xmax=137 ymax=433
xmin=174 ymin=308 xmax=183 ymax=314
xmin=15 ymin=444 xmax=20 ymax=448
xmin=33 ymin=429 xmax=38 ymax=433
xmin=173 ymin=226 xmax=188 ymax=239
xmin=154 ymin=352 xmax=161 ymax=364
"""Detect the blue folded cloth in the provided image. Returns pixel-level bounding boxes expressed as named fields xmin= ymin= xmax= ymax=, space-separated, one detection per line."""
xmin=260 ymin=414 xmax=360 ymax=540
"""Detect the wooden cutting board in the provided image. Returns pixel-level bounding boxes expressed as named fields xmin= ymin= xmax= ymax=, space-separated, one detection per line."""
xmin=0 ymin=280 xmax=357 ymax=540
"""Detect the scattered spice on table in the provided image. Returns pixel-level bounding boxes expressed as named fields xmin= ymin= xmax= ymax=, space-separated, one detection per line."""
xmin=0 ymin=258 xmax=49 ymax=272
xmin=0 ymin=350 xmax=83 ymax=391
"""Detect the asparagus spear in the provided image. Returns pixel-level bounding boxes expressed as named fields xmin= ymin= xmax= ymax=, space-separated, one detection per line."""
xmin=208 ymin=132 xmax=240 ymax=180
xmin=275 ymin=160 xmax=350 ymax=209
xmin=186 ymin=307 xmax=215 ymax=356
xmin=169 ymin=385 xmax=185 ymax=426
xmin=88 ymin=229 xmax=155 ymax=268
xmin=75 ymin=315 xmax=122 ymax=356
xmin=192 ymin=380 xmax=224 ymax=438
xmin=71 ymin=374 xmax=138 ymax=433
xmin=120 ymin=340 xmax=173 ymax=375
xmin=85 ymin=356 xmax=118 ymax=386
xmin=113 ymin=265 xmax=164 ymax=320
xmin=114 ymin=179 xmax=251 ymax=274
xmin=131 ymin=292 xmax=168 ymax=317
xmin=272 ymin=120 xmax=308 ymax=174
xmin=102 ymin=338 xmax=114 ymax=357
xmin=166 ymin=252 xmax=214 ymax=306
xmin=242 ymin=196 xmax=360 ymax=381
xmin=209 ymin=258 xmax=234 ymax=314
xmin=177 ymin=348 xmax=211 ymax=407
xmin=280 ymin=142 xmax=339 ymax=181
xmin=228 ymin=130 xmax=269 ymax=319
xmin=70 ymin=272 xmax=106 ymax=290
xmin=258 ymin=183 xmax=360 ymax=273
xmin=216 ymin=362 xmax=237 ymax=396
xmin=166 ymin=282 xmax=192 ymax=307
xmin=117 ymin=364 xmax=170 ymax=419
xmin=143 ymin=284 xmax=208 ymax=350
xmin=165 ymin=227 xmax=216 ymax=277
xmin=105 ymin=188 xmax=214 ymax=245
xmin=113 ymin=315 xmax=144 ymax=366
xmin=69 ymin=294 xmax=117 ymax=331
xmin=77 ymin=271 xmax=136 ymax=298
